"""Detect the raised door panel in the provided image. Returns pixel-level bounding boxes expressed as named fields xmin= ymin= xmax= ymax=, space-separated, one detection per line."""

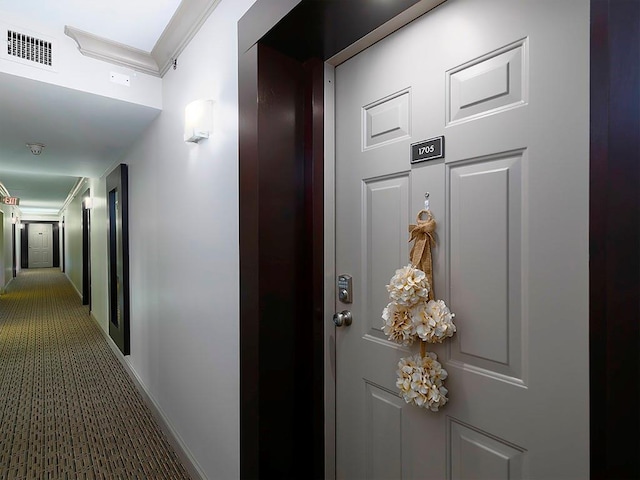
xmin=448 ymin=152 xmax=524 ymax=382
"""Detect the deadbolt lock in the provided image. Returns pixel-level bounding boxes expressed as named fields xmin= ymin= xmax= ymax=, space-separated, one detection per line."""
xmin=338 ymin=274 xmax=352 ymax=303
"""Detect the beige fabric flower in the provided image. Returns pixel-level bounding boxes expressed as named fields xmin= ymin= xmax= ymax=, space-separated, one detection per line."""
xmin=396 ymin=355 xmax=419 ymax=399
xmin=382 ymin=302 xmax=416 ymax=346
xmin=386 ymin=265 xmax=430 ymax=308
xmin=412 ymin=299 xmax=456 ymax=344
xmin=396 ymin=353 xmax=448 ymax=411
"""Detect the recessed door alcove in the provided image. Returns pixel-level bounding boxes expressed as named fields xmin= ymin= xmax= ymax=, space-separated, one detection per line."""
xmin=238 ymin=1 xmax=640 ymax=478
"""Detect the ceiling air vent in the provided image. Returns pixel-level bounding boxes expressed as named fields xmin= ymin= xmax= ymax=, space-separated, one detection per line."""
xmin=7 ymin=29 xmax=52 ymax=67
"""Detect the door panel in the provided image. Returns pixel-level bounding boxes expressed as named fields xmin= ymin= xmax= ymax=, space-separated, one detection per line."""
xmin=363 ymin=89 xmax=411 ymax=149
xmin=449 ymin=418 xmax=525 ymax=480
xmin=334 ymin=0 xmax=589 ymax=478
xmin=364 ymin=174 xmax=410 ymax=331
xmin=366 ymin=384 xmax=404 ymax=480
xmin=447 ymin=39 xmax=526 ymax=125
xmin=448 ymin=152 xmax=523 ymax=380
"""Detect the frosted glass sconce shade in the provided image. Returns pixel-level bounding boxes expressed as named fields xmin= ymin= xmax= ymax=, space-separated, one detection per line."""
xmin=184 ymin=99 xmax=214 ymax=143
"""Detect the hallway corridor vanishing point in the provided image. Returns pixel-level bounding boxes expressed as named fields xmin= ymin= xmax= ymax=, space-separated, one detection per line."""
xmin=0 ymin=269 xmax=192 ymax=479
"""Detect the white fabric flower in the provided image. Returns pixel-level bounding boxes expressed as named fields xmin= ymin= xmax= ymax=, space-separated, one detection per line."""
xmin=412 ymin=299 xmax=456 ymax=344
xmin=396 ymin=355 xmax=419 ymax=399
xmin=396 ymin=352 xmax=448 ymax=411
xmin=386 ymin=265 xmax=430 ymax=308
xmin=382 ymin=302 xmax=416 ymax=346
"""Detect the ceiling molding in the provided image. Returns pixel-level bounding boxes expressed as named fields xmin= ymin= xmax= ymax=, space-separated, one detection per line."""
xmin=59 ymin=177 xmax=88 ymax=214
xmin=151 ymin=0 xmax=223 ymax=77
xmin=64 ymin=0 xmax=222 ymax=78
xmin=64 ymin=26 xmax=161 ymax=76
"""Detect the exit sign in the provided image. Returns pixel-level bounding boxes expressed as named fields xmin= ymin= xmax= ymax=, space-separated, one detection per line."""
xmin=2 ymin=196 xmax=19 ymax=206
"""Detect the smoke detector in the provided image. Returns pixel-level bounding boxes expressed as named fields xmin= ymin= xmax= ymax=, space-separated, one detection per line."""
xmin=26 ymin=143 xmax=45 ymax=155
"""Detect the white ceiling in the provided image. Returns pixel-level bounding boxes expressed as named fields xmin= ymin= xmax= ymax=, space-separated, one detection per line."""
xmin=0 ymin=0 xmax=182 ymax=52
xmin=0 ymin=0 xmax=183 ymax=215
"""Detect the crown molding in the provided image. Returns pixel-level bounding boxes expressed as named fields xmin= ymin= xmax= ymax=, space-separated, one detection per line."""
xmin=152 ymin=0 xmax=223 ymax=77
xmin=64 ymin=0 xmax=222 ymax=78
xmin=59 ymin=177 xmax=88 ymax=214
xmin=64 ymin=26 xmax=161 ymax=76
xmin=0 ymin=181 xmax=10 ymax=198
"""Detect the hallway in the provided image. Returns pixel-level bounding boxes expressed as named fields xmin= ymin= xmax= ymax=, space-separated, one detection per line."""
xmin=0 ymin=269 xmax=191 ymax=479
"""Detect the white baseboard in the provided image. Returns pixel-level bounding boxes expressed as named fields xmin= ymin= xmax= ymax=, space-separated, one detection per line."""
xmin=65 ymin=272 xmax=83 ymax=300
xmin=1 ymin=277 xmax=11 ymax=294
xmin=89 ymin=312 xmax=206 ymax=480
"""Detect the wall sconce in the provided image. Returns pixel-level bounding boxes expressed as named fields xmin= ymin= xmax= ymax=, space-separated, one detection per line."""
xmin=11 ymin=216 xmax=16 ymax=224
xmin=184 ymin=99 xmax=214 ymax=143
xmin=83 ymin=197 xmax=93 ymax=209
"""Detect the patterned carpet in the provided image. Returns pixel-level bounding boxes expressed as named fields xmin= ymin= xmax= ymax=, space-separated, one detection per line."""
xmin=0 ymin=269 xmax=192 ymax=479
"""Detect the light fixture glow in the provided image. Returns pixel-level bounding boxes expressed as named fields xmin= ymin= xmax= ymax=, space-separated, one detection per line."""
xmin=184 ymin=99 xmax=214 ymax=143
xmin=83 ymin=197 xmax=93 ymax=209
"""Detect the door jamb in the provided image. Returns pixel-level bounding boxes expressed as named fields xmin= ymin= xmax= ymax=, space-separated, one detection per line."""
xmin=322 ymin=63 xmax=336 ymax=479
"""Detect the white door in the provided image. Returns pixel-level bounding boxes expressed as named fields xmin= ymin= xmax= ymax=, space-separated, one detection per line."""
xmin=333 ymin=0 xmax=589 ymax=478
xmin=28 ymin=223 xmax=53 ymax=268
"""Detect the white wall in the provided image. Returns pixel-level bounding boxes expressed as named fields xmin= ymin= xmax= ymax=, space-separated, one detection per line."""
xmin=90 ymin=176 xmax=109 ymax=332
xmin=61 ymin=179 xmax=88 ymax=296
xmin=89 ymin=1 xmax=256 ymax=477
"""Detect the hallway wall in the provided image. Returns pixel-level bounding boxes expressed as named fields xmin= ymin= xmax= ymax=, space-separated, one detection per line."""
xmin=89 ymin=177 xmax=108 ymax=334
xmin=63 ymin=182 xmax=86 ymax=297
xmin=89 ymin=1 xmax=257 ymax=477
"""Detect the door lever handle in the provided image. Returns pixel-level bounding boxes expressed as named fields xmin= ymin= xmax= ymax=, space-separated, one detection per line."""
xmin=333 ymin=310 xmax=352 ymax=327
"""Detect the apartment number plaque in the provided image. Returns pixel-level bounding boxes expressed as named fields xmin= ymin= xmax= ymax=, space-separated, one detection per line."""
xmin=410 ymin=136 xmax=444 ymax=164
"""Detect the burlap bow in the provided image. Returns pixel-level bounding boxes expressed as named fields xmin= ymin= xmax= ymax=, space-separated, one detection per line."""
xmin=409 ymin=209 xmax=436 ymax=301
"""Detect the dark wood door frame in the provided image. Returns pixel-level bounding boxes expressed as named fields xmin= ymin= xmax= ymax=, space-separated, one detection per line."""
xmin=61 ymin=216 xmax=65 ymax=273
xmin=12 ymin=217 xmax=16 ymax=277
xmin=106 ymin=164 xmax=130 ymax=356
xmin=82 ymin=189 xmax=91 ymax=308
xmin=590 ymin=1 xmax=639 ymax=478
xmin=239 ymin=1 xmax=640 ymax=478
xmin=20 ymin=220 xmax=61 ymax=269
